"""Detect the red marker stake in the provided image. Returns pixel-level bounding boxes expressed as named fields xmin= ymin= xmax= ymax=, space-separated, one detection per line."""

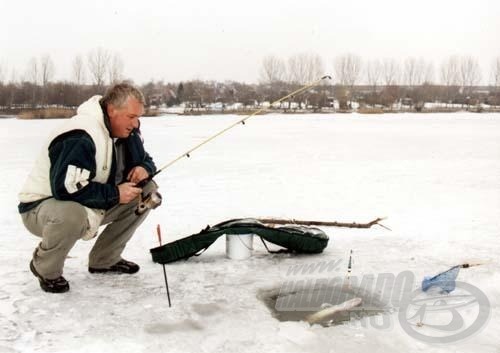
xmin=157 ymin=224 xmax=172 ymax=307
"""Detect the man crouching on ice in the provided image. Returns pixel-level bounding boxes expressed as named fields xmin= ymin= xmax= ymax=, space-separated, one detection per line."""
xmin=18 ymin=83 xmax=160 ymax=293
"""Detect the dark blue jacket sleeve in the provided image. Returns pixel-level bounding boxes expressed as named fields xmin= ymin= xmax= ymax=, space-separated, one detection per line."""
xmin=140 ymin=151 xmax=156 ymax=176
xmin=126 ymin=128 xmax=157 ymax=176
xmin=48 ymin=130 xmax=119 ymax=210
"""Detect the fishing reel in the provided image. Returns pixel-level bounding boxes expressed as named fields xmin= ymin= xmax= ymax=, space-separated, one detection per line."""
xmin=135 ymin=180 xmax=162 ymax=215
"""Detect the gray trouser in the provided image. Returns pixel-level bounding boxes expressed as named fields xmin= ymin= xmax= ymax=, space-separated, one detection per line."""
xmin=21 ymin=181 xmax=157 ymax=279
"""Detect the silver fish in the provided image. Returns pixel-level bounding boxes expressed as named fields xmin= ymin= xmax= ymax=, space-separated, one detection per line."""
xmin=306 ymin=297 xmax=362 ymax=324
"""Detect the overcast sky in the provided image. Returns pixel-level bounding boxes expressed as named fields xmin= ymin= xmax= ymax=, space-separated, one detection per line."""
xmin=2 ymin=0 xmax=500 ymax=84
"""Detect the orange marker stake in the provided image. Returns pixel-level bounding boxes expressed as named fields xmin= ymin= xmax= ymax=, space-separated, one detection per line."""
xmin=157 ymin=224 xmax=172 ymax=307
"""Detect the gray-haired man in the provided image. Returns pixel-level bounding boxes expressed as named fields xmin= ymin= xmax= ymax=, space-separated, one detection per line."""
xmin=18 ymin=83 xmax=160 ymax=293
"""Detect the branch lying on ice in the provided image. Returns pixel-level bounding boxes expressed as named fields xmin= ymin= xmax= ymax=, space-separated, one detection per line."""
xmin=257 ymin=217 xmax=391 ymax=230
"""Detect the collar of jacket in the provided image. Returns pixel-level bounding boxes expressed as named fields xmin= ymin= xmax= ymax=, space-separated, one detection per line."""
xmin=99 ymin=99 xmax=114 ymax=138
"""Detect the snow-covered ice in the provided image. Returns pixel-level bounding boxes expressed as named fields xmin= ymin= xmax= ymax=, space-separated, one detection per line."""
xmin=1 ymin=113 xmax=499 ymax=353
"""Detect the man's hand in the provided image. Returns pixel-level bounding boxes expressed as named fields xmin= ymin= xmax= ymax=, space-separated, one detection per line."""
xmin=127 ymin=166 xmax=149 ymax=184
xmin=118 ymin=182 xmax=142 ymax=204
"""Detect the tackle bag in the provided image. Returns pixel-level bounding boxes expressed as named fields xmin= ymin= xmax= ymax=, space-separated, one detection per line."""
xmin=150 ymin=218 xmax=329 ymax=264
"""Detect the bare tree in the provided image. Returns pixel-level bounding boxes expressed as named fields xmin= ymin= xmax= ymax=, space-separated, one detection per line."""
xmin=492 ymin=57 xmax=500 ymax=93
xmin=333 ymin=54 xmax=362 ymax=109
xmin=398 ymin=58 xmax=433 ymax=109
xmin=423 ymin=61 xmax=435 ymax=84
xmin=306 ymin=54 xmax=325 ymax=83
xmin=25 ymin=57 xmax=40 ymax=107
xmin=40 ymin=54 xmax=55 ymax=87
xmin=72 ymin=54 xmax=86 ymax=85
xmin=288 ymin=53 xmax=324 ymax=84
xmin=440 ymin=56 xmax=460 ymax=87
xmin=6 ymin=68 xmax=19 ymax=107
xmin=87 ymin=47 xmax=110 ymax=89
xmin=26 ymin=57 xmax=39 ymax=85
xmin=108 ymin=53 xmax=124 ymax=85
xmin=0 ymin=62 xmax=4 ymax=84
xmin=288 ymin=54 xmax=306 ymax=84
xmin=459 ymin=56 xmax=482 ymax=95
xmin=403 ymin=57 xmax=418 ymax=86
xmin=9 ymin=68 xmax=18 ymax=84
xmin=285 ymin=53 xmax=324 ymax=109
xmin=39 ymin=55 xmax=55 ymax=105
xmin=381 ymin=58 xmax=400 ymax=86
xmin=259 ymin=55 xmax=286 ymax=84
xmin=366 ymin=59 xmax=382 ymax=92
xmin=71 ymin=54 xmax=86 ymax=104
xmin=403 ymin=57 xmax=433 ymax=86
xmin=287 ymin=55 xmax=303 ymax=84
xmin=440 ymin=56 xmax=460 ymax=105
xmin=334 ymin=53 xmax=362 ymax=87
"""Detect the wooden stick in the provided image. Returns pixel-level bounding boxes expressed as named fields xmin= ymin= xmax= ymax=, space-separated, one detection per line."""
xmin=257 ymin=217 xmax=390 ymax=230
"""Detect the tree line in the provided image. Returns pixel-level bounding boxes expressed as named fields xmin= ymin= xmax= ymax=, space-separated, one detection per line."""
xmin=258 ymin=53 xmax=500 ymax=109
xmin=1 ymin=49 xmax=500 ymax=112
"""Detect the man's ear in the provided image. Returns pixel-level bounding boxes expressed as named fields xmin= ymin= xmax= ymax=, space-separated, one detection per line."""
xmin=107 ymin=104 xmax=115 ymax=118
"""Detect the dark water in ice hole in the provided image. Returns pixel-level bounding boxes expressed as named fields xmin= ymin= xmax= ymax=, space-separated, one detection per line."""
xmin=258 ymin=283 xmax=388 ymax=326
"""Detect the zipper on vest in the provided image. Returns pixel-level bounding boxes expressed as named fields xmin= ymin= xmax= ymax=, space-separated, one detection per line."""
xmin=103 ymin=140 xmax=111 ymax=171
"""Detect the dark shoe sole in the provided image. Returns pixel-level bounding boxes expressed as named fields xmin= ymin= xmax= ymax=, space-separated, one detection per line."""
xmin=88 ymin=267 xmax=139 ymax=274
xmin=30 ymin=260 xmax=70 ymax=293
xmin=88 ymin=260 xmax=140 ymax=274
xmin=88 ymin=267 xmax=121 ymax=274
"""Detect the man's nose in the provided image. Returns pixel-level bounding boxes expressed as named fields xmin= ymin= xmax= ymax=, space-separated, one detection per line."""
xmin=132 ymin=118 xmax=139 ymax=129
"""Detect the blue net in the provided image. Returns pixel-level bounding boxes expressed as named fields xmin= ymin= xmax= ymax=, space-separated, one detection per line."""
xmin=422 ymin=265 xmax=460 ymax=293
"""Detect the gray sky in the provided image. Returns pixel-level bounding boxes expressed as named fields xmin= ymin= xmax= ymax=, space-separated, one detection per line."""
xmin=2 ymin=0 xmax=500 ymax=84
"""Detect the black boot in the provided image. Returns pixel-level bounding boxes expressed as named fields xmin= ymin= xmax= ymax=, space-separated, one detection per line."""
xmin=30 ymin=260 xmax=70 ymax=293
xmin=88 ymin=259 xmax=140 ymax=274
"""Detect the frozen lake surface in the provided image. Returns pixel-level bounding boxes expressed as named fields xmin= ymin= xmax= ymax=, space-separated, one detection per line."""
xmin=1 ymin=113 xmax=499 ymax=353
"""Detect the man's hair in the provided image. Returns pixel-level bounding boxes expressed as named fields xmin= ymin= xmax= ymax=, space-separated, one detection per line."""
xmin=101 ymin=83 xmax=145 ymax=108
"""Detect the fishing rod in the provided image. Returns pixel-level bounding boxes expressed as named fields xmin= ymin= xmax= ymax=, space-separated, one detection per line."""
xmin=156 ymin=75 xmax=332 ymax=175
xmin=136 ymin=75 xmax=332 ymax=214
